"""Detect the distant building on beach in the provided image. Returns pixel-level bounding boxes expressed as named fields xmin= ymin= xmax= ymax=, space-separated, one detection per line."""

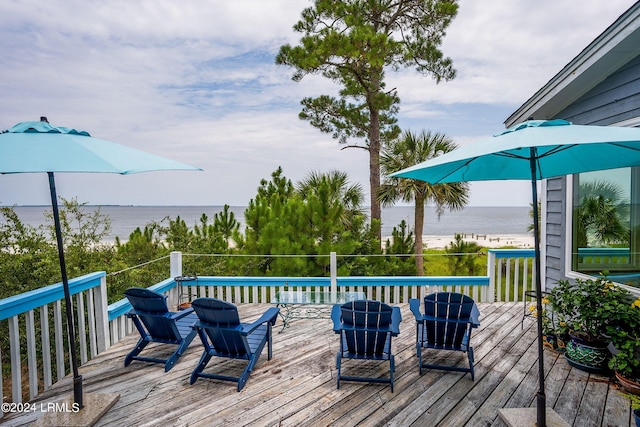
xmin=505 ymin=3 xmax=640 ymax=293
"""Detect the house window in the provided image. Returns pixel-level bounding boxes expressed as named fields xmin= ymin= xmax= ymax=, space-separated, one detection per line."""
xmin=571 ymin=167 xmax=640 ymax=287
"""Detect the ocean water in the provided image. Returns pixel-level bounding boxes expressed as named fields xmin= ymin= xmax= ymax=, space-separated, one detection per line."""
xmin=5 ymin=205 xmax=531 ymax=242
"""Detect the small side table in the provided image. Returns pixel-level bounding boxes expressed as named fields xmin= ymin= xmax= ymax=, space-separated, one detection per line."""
xmin=175 ymin=275 xmax=198 ymax=310
xmin=271 ymin=291 xmax=366 ymax=333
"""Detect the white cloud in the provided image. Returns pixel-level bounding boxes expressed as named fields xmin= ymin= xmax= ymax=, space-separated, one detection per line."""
xmin=1 ymin=0 xmax=637 ymax=208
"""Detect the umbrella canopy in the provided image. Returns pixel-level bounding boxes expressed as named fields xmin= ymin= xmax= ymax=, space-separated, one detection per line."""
xmin=0 ymin=118 xmax=201 ymax=410
xmin=391 ymin=119 xmax=640 ymax=427
xmin=0 ymin=120 xmax=201 ymax=174
xmin=393 ymin=119 xmax=640 ymax=183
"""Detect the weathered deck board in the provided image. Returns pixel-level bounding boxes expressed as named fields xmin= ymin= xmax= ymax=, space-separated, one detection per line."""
xmin=2 ymin=302 xmax=636 ymax=427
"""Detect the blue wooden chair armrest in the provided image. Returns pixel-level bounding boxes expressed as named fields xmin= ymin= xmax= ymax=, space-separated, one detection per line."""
xmin=168 ymin=307 xmax=195 ymax=320
xmin=409 ymin=298 xmax=422 ymax=321
xmin=390 ymin=306 xmax=402 ymax=335
xmin=241 ymin=307 xmax=280 ymax=335
xmin=470 ymin=304 xmax=480 ymax=327
xmin=331 ymin=304 xmax=342 ymax=333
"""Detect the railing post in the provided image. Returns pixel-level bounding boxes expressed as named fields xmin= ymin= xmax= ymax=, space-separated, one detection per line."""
xmin=95 ymin=274 xmax=110 ymax=354
xmin=170 ymin=252 xmax=184 ymax=306
xmin=170 ymin=251 xmax=183 ymax=279
xmin=330 ymin=252 xmax=337 ymax=298
xmin=487 ymin=250 xmax=496 ymax=303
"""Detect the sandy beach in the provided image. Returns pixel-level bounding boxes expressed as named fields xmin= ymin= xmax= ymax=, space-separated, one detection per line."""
xmin=402 ymin=233 xmax=535 ymax=250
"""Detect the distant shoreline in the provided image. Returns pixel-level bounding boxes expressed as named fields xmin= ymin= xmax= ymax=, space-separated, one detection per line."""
xmin=416 ymin=233 xmax=534 ymax=250
xmin=102 ymin=233 xmax=535 ymax=250
xmin=6 ymin=205 xmax=533 ymax=243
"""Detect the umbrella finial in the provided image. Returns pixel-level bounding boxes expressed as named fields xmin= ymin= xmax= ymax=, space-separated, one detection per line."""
xmin=40 ymin=116 xmax=48 ymax=123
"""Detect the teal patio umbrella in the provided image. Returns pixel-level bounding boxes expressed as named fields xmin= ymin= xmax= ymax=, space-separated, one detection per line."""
xmin=391 ymin=119 xmax=640 ymax=427
xmin=0 ymin=117 xmax=202 ymax=409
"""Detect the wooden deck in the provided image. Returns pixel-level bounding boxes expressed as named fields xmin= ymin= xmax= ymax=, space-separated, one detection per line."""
xmin=3 ymin=302 xmax=636 ymax=426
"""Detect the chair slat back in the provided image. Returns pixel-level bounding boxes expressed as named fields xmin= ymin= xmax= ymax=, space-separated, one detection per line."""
xmin=125 ymin=288 xmax=176 ymax=340
xmin=191 ymin=298 xmax=247 ymax=356
xmin=125 ymin=287 xmax=169 ymax=314
xmin=422 ymin=292 xmax=474 ymax=347
xmin=340 ymin=300 xmax=392 ymax=356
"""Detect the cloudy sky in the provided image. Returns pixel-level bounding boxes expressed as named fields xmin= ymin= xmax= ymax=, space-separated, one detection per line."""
xmin=1 ymin=0 xmax=637 ymax=207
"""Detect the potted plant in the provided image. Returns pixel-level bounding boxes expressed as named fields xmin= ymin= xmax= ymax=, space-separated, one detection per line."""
xmin=533 ymin=294 xmax=567 ymax=352
xmin=608 ymin=295 xmax=640 ymax=395
xmin=547 ymin=277 xmax=632 ymax=372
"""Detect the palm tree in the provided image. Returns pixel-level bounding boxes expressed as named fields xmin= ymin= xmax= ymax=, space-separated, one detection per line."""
xmin=527 ymin=202 xmax=541 ymax=239
xmin=296 ymin=170 xmax=366 ymax=229
xmin=576 ymin=180 xmax=629 ymax=247
xmin=379 ymin=130 xmax=469 ymax=275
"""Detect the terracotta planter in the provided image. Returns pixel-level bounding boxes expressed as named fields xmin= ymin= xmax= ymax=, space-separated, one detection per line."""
xmin=178 ymin=301 xmax=192 ymax=310
xmin=616 ymin=371 xmax=640 ymax=396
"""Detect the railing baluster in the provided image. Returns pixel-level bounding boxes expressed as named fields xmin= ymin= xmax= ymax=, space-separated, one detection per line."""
xmin=40 ymin=304 xmax=52 ymax=390
xmin=87 ymin=289 xmax=97 ymax=358
xmin=505 ymin=260 xmax=512 ymax=302
xmin=109 ymin=321 xmax=117 ymax=347
xmin=77 ymin=292 xmax=88 ymax=364
xmin=514 ymin=259 xmax=520 ymax=302
xmin=9 ymin=315 xmax=21 ymax=403
xmin=25 ymin=310 xmax=37 ymax=399
xmin=53 ymin=299 xmax=65 ymax=382
xmin=121 ymin=316 xmax=129 ymax=341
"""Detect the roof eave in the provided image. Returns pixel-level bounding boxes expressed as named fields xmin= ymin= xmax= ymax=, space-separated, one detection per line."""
xmin=505 ymin=3 xmax=640 ymax=127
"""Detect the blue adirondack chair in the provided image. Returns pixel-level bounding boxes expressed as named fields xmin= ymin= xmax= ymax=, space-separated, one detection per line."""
xmin=331 ymin=300 xmax=401 ymax=392
xmin=124 ymin=287 xmax=198 ymax=372
xmin=409 ymin=292 xmax=480 ymax=380
xmin=189 ymin=298 xmax=279 ymax=391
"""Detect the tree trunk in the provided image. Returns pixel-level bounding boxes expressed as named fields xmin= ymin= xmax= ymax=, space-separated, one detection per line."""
xmin=369 ymin=104 xmax=382 ymax=242
xmin=414 ymin=193 xmax=425 ymax=276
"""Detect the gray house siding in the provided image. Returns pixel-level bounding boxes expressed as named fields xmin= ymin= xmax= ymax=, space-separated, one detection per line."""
xmin=545 ymin=54 xmax=640 ymax=287
xmin=544 ymin=177 xmax=566 ymax=285
xmin=555 ymin=55 xmax=640 ymax=126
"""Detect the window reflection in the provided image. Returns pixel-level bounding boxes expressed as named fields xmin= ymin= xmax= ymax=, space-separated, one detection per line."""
xmin=572 ymin=167 xmax=640 ymax=288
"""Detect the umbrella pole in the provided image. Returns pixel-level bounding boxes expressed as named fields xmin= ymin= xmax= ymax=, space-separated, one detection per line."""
xmin=529 ymin=149 xmax=546 ymax=427
xmin=48 ymin=172 xmax=83 ymax=409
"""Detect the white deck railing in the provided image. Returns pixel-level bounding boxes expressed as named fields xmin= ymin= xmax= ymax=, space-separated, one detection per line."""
xmin=0 ymin=272 xmax=109 ymax=406
xmin=1 ymin=249 xmax=535 ymax=407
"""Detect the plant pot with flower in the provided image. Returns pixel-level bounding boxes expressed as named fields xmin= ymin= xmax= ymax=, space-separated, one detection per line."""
xmin=548 ymin=277 xmax=634 ymax=373
xmin=608 ymin=295 xmax=640 ymax=394
xmin=535 ymin=294 xmax=568 ymax=352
